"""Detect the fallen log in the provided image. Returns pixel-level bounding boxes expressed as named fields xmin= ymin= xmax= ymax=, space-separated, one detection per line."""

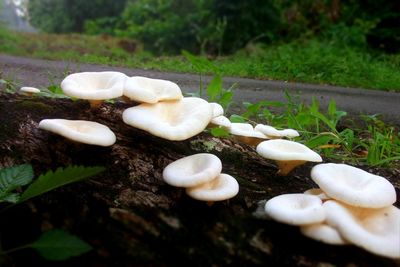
xmin=0 ymin=93 xmax=398 ymax=266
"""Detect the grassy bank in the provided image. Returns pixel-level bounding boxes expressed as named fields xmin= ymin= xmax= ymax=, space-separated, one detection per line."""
xmin=1 ymin=28 xmax=399 ymax=91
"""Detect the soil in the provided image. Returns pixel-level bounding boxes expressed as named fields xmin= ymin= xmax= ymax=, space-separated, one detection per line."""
xmin=0 ymin=94 xmax=399 ymax=267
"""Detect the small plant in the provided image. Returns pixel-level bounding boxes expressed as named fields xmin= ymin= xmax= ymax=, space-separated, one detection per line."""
xmin=0 ymin=164 xmax=105 ymax=260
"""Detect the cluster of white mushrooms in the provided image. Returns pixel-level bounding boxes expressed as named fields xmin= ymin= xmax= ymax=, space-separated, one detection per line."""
xmin=265 ymin=163 xmax=399 ymax=259
xmin=162 ymin=153 xmax=239 ymax=202
xmin=21 ymin=71 xmax=399 ymax=258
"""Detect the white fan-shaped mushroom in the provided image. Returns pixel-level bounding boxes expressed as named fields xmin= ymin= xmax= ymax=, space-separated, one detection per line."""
xmin=230 ymin=123 xmax=268 ymax=146
xmin=122 ymin=97 xmax=213 ymax=141
xmin=209 ymin=102 xmax=224 ymax=117
xmin=20 ymin=86 xmax=41 ymax=95
xmin=38 ymin=119 xmax=116 ymax=146
xmin=257 ymin=139 xmax=322 ymax=175
xmin=264 ymin=194 xmax=325 ymax=226
xmin=61 ymin=71 xmax=126 ymax=107
xmin=186 ymin=173 xmax=239 ymax=201
xmin=324 ymin=200 xmax=400 ymax=259
xmin=210 ymin=115 xmax=231 ymax=129
xmin=162 ymin=153 xmax=222 ymax=188
xmin=300 ymin=223 xmax=348 ymax=245
xmin=311 ymin=163 xmax=396 ymax=208
xmin=255 ymin=124 xmax=299 ymax=139
xmin=123 ymin=76 xmax=182 ymax=103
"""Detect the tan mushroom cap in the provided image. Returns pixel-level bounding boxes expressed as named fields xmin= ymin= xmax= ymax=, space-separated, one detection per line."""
xmin=311 ymin=163 xmax=396 ymax=208
xmin=264 ymin=194 xmax=326 ymax=226
xmin=255 ymin=124 xmax=299 ymax=139
xmin=162 ymin=153 xmax=222 ymax=188
xmin=300 ymin=223 xmax=348 ymax=245
xmin=122 ymin=97 xmax=213 ymax=141
xmin=61 ymin=71 xmax=126 ymax=100
xmin=38 ymin=119 xmax=116 ymax=146
xmin=324 ymin=200 xmax=400 ymax=259
xmin=186 ymin=173 xmax=239 ymax=201
xmin=123 ymin=76 xmax=182 ymax=103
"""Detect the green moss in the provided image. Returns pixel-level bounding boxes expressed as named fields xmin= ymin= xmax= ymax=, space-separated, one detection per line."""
xmin=17 ymin=100 xmax=53 ymax=114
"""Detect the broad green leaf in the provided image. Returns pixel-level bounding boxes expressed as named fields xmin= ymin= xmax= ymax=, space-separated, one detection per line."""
xmin=30 ymin=229 xmax=92 ymax=261
xmin=182 ymin=50 xmax=218 ymax=73
xmin=0 ymin=164 xmax=34 ymax=200
xmin=206 ymin=74 xmax=222 ymax=101
xmin=217 ymin=90 xmax=233 ymax=109
xmin=328 ymin=99 xmax=337 ymax=118
xmin=229 ymin=114 xmax=246 ymax=123
xmin=210 ymin=127 xmax=230 ymax=137
xmin=19 ymin=166 xmax=105 ymax=203
xmin=0 ymin=193 xmax=20 ymax=203
xmin=305 ymin=133 xmax=339 ymax=149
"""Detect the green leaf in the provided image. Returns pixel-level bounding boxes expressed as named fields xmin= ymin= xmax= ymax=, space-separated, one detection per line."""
xmin=30 ymin=229 xmax=92 ymax=261
xmin=305 ymin=133 xmax=339 ymax=149
xmin=206 ymin=74 xmax=222 ymax=102
xmin=19 ymin=166 xmax=105 ymax=203
xmin=0 ymin=164 xmax=34 ymax=201
xmin=217 ymin=90 xmax=233 ymax=110
xmin=210 ymin=127 xmax=230 ymax=137
xmin=229 ymin=114 xmax=246 ymax=123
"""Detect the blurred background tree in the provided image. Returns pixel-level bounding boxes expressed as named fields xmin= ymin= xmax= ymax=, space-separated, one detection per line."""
xmin=26 ymin=0 xmax=400 ymax=55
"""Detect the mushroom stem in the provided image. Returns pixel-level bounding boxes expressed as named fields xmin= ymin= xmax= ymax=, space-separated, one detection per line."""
xmin=88 ymin=100 xmax=104 ymax=108
xmin=233 ymin=135 xmax=265 ymax=146
xmin=275 ymin=160 xmax=306 ymax=176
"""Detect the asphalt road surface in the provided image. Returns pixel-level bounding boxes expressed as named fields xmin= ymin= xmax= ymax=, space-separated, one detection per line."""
xmin=1 ymin=54 xmax=399 ymax=124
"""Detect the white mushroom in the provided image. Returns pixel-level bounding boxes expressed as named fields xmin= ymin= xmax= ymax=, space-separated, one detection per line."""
xmin=123 ymin=76 xmax=182 ymax=103
xmin=255 ymin=124 xmax=299 ymax=139
xmin=209 ymin=102 xmax=224 ymax=117
xmin=38 ymin=119 xmax=116 ymax=146
xmin=311 ymin=163 xmax=396 ymax=208
xmin=61 ymin=71 xmax=127 ymax=107
xmin=186 ymin=173 xmax=239 ymax=201
xmin=162 ymin=153 xmax=222 ymax=188
xmin=230 ymin=123 xmax=268 ymax=146
xmin=122 ymin=97 xmax=213 ymax=141
xmin=264 ymin=194 xmax=326 ymax=226
xmin=210 ymin=115 xmax=231 ymax=129
xmin=324 ymin=200 xmax=400 ymax=259
xmin=256 ymin=139 xmax=322 ymax=175
xmin=300 ymin=223 xmax=348 ymax=245
xmin=20 ymin=86 xmax=41 ymax=96
xmin=304 ymin=188 xmax=331 ymax=202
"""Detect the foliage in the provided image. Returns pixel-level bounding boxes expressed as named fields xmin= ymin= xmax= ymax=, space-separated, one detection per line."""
xmin=28 ymin=0 xmax=126 ymax=33
xmin=30 ymin=229 xmax=92 ymax=261
xmin=0 ymin=164 xmax=103 ymax=260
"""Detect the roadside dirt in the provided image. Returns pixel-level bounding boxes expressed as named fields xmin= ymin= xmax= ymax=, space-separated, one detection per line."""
xmin=1 ymin=54 xmax=399 ymax=125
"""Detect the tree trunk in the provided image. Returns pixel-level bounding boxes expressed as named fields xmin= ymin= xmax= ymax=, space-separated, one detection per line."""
xmin=0 ymin=93 xmax=398 ymax=267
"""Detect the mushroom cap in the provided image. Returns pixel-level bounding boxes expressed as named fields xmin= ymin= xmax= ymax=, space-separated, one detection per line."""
xmin=209 ymin=102 xmax=224 ymax=117
xmin=20 ymin=86 xmax=41 ymax=94
xmin=304 ymin=188 xmax=331 ymax=201
xmin=230 ymin=123 xmax=267 ymax=139
xmin=123 ymin=76 xmax=182 ymax=103
xmin=255 ymin=124 xmax=300 ymax=138
xmin=186 ymin=173 xmax=239 ymax=201
xmin=61 ymin=71 xmax=126 ymax=100
xmin=122 ymin=97 xmax=213 ymax=141
xmin=162 ymin=153 xmax=222 ymax=187
xmin=300 ymin=223 xmax=348 ymax=245
xmin=39 ymin=119 xmax=116 ymax=146
xmin=256 ymin=139 xmax=322 ymax=162
xmin=264 ymin=193 xmax=326 ymax=226
xmin=210 ymin=115 xmax=231 ymax=129
xmin=324 ymin=200 xmax=400 ymax=259
xmin=311 ymin=163 xmax=396 ymax=208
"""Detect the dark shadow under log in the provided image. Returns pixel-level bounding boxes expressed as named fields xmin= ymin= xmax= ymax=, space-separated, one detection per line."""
xmin=0 ymin=94 xmax=399 ymax=267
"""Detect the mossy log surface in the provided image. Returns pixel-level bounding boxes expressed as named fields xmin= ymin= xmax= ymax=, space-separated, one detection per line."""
xmin=0 ymin=94 xmax=399 ymax=267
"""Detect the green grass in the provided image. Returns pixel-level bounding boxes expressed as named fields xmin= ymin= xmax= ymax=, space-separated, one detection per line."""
xmin=0 ymin=27 xmax=399 ymax=91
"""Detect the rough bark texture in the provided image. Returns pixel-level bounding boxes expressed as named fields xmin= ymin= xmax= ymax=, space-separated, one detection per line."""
xmin=0 ymin=94 xmax=399 ymax=267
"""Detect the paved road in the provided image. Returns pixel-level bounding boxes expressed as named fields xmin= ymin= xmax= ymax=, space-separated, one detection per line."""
xmin=1 ymin=54 xmax=399 ymax=124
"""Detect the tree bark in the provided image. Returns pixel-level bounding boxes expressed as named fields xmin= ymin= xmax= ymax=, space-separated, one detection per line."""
xmin=0 ymin=93 xmax=398 ymax=267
